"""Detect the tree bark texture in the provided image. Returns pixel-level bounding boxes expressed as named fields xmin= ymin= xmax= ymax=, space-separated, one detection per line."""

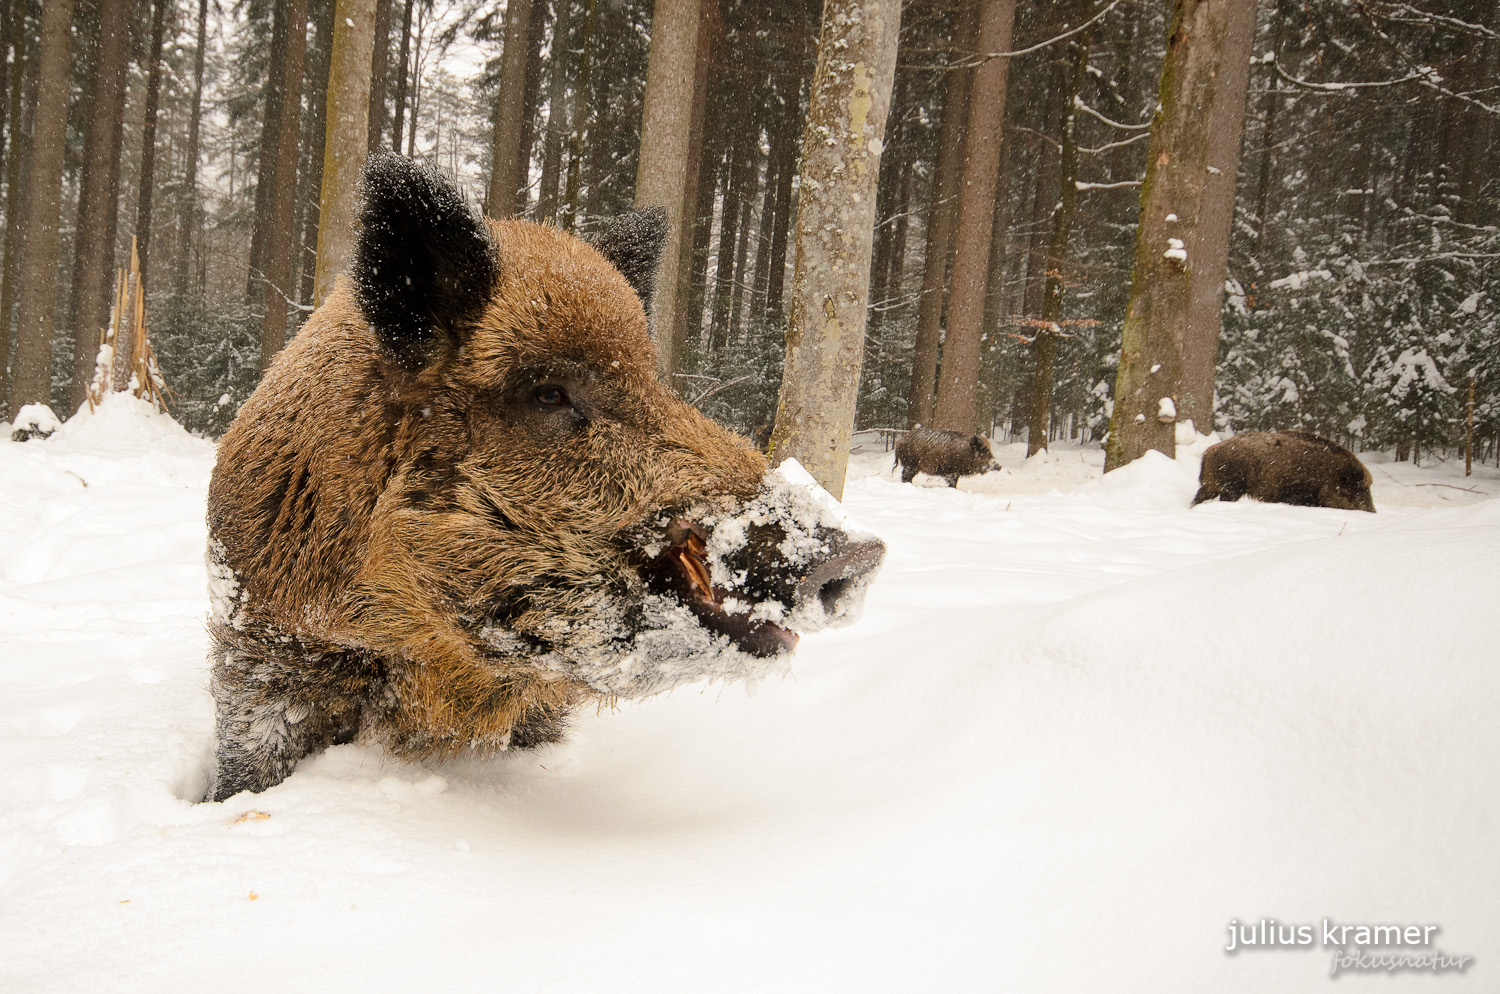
xmin=769 ymin=0 xmax=901 ymax=498
xmin=486 ymin=0 xmax=535 ymax=217
xmin=907 ymin=0 xmax=977 ymax=429
xmin=7 ymin=0 xmax=73 ymax=412
xmin=68 ymin=0 xmax=133 ymax=410
xmin=259 ymin=0 xmax=310 ymax=371
xmin=634 ymin=0 xmax=700 ymax=377
xmin=134 ymin=0 xmax=170 ymax=289
xmin=1179 ymin=0 xmax=1256 ymax=433
xmin=0 ymin=3 xmax=34 ymax=413
xmin=1104 ymin=0 xmax=1233 ymax=472
xmin=314 ymin=0 xmax=377 ymax=307
xmin=930 ymin=0 xmax=1017 ymax=436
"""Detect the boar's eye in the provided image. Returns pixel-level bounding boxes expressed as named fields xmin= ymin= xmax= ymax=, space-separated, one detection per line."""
xmin=533 ymin=384 xmax=570 ymax=408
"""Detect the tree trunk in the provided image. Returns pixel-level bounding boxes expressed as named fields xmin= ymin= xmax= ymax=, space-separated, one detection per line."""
xmin=313 ymin=0 xmax=377 ymax=307
xmin=768 ymin=0 xmax=901 ymax=498
xmin=1104 ymin=0 xmax=1233 ymax=472
xmin=930 ymin=0 xmax=1016 ymax=435
xmin=683 ymin=110 xmax=722 ymax=349
xmin=634 ymin=0 xmax=700 ymax=375
xmin=170 ymin=0 xmax=210 ymax=307
xmin=907 ymin=0 xmax=976 ymax=429
xmin=67 ymin=0 xmax=132 ymax=410
xmin=748 ymin=130 xmax=781 ymax=323
xmin=367 ymin=0 xmax=392 ymax=153
xmin=562 ymin=0 xmax=597 ymax=230
xmin=486 ymin=0 xmax=535 ymax=217
xmin=538 ymin=0 xmax=572 ymax=223
xmin=763 ymin=86 xmax=797 ymax=324
xmin=7 ymin=0 xmax=73 ymax=412
xmin=390 ymin=0 xmax=414 ymax=153
xmin=297 ymin=0 xmax=336 ymax=308
xmin=667 ymin=0 xmax=716 ymax=373
xmin=514 ymin=0 xmax=548 ymax=214
xmin=1252 ymin=0 xmax=1284 ymax=258
xmin=726 ymin=124 xmax=759 ymax=343
xmin=134 ymin=0 xmax=170 ymax=290
xmin=709 ymin=130 xmax=748 ymax=352
xmin=1027 ymin=29 xmax=1091 ymax=457
xmin=0 ymin=0 xmax=11 ymax=179
xmin=0 ymin=2 xmax=34 ymax=413
xmin=1178 ymin=0 xmax=1256 ymax=434
xmin=259 ymin=0 xmax=310 ymax=372
xmin=248 ymin=1 xmax=293 ymax=300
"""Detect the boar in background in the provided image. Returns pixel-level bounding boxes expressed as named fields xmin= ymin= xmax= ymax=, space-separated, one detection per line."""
xmin=1192 ymin=431 xmax=1376 ymax=512
xmin=895 ymin=429 xmax=1001 ymax=488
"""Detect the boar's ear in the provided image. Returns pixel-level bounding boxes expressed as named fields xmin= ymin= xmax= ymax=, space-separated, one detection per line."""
xmin=590 ymin=207 xmax=668 ymax=313
xmin=971 ymin=436 xmax=991 ymax=455
xmin=351 ymin=151 xmax=499 ymax=368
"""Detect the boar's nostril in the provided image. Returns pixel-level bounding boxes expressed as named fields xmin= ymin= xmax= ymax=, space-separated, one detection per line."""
xmin=795 ymin=537 xmax=885 ymax=618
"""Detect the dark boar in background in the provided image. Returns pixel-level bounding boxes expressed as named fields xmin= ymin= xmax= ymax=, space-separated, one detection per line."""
xmin=895 ymin=429 xmax=1000 ymax=488
xmin=1192 ymin=430 xmax=1376 ymax=512
xmin=204 ymin=154 xmax=883 ymax=801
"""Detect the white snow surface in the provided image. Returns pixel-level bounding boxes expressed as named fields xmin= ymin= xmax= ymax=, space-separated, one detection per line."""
xmin=2 ymin=398 xmax=1497 ymax=992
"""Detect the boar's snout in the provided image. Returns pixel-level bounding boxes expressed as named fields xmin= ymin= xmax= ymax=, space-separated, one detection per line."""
xmin=638 ymin=501 xmax=885 ymax=660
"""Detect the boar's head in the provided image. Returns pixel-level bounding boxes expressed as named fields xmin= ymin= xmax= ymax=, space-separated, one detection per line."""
xmin=205 ymin=154 xmax=882 ymax=798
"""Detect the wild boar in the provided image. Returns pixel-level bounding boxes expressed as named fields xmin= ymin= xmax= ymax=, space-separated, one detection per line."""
xmin=1192 ymin=430 xmax=1376 ymax=512
xmin=894 ymin=429 xmax=1001 ymax=488
xmin=204 ymin=153 xmax=884 ymax=801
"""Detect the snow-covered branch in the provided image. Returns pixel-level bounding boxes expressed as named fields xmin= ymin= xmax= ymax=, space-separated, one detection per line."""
xmin=1078 ymin=132 xmax=1150 ymax=155
xmin=1073 ymin=98 xmax=1152 ymax=131
xmin=959 ymin=0 xmax=1125 ymax=65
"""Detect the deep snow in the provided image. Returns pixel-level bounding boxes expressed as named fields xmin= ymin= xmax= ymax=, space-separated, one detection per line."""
xmin=2 ymin=396 xmax=1496 ymax=992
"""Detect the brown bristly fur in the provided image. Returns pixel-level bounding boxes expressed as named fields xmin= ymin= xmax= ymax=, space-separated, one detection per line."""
xmin=208 ymin=216 xmax=767 ymax=794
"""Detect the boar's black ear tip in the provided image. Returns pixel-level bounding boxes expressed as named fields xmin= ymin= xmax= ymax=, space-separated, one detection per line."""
xmin=591 ymin=207 xmax=669 ymax=313
xmin=351 ymin=152 xmax=498 ymax=369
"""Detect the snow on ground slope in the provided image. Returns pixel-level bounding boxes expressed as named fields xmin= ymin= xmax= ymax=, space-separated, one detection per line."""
xmin=2 ymin=400 xmax=1495 ymax=992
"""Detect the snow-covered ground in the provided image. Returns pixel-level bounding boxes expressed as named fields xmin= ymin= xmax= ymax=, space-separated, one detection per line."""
xmin=2 ymin=398 xmax=1496 ymax=992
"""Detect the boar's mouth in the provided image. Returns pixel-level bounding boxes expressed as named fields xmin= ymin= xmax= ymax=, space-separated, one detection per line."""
xmin=651 ymin=518 xmax=800 ymax=658
xmin=637 ymin=514 xmax=886 ymax=660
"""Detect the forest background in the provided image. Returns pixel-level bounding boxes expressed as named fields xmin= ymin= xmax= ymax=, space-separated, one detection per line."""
xmin=0 ymin=0 xmax=1495 ymax=472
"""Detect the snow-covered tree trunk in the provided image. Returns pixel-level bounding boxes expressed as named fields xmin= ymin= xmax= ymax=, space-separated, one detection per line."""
xmin=7 ymin=0 xmax=74 ymax=413
xmin=313 ymin=0 xmax=377 ymax=308
xmin=634 ymin=0 xmax=701 ymax=380
xmin=1179 ymin=0 xmax=1256 ymax=434
xmin=930 ymin=0 xmax=1018 ymax=436
xmin=768 ymin=0 xmax=901 ymax=499
xmin=485 ymin=0 xmax=534 ymax=218
xmin=1104 ymin=0 xmax=1233 ymax=472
